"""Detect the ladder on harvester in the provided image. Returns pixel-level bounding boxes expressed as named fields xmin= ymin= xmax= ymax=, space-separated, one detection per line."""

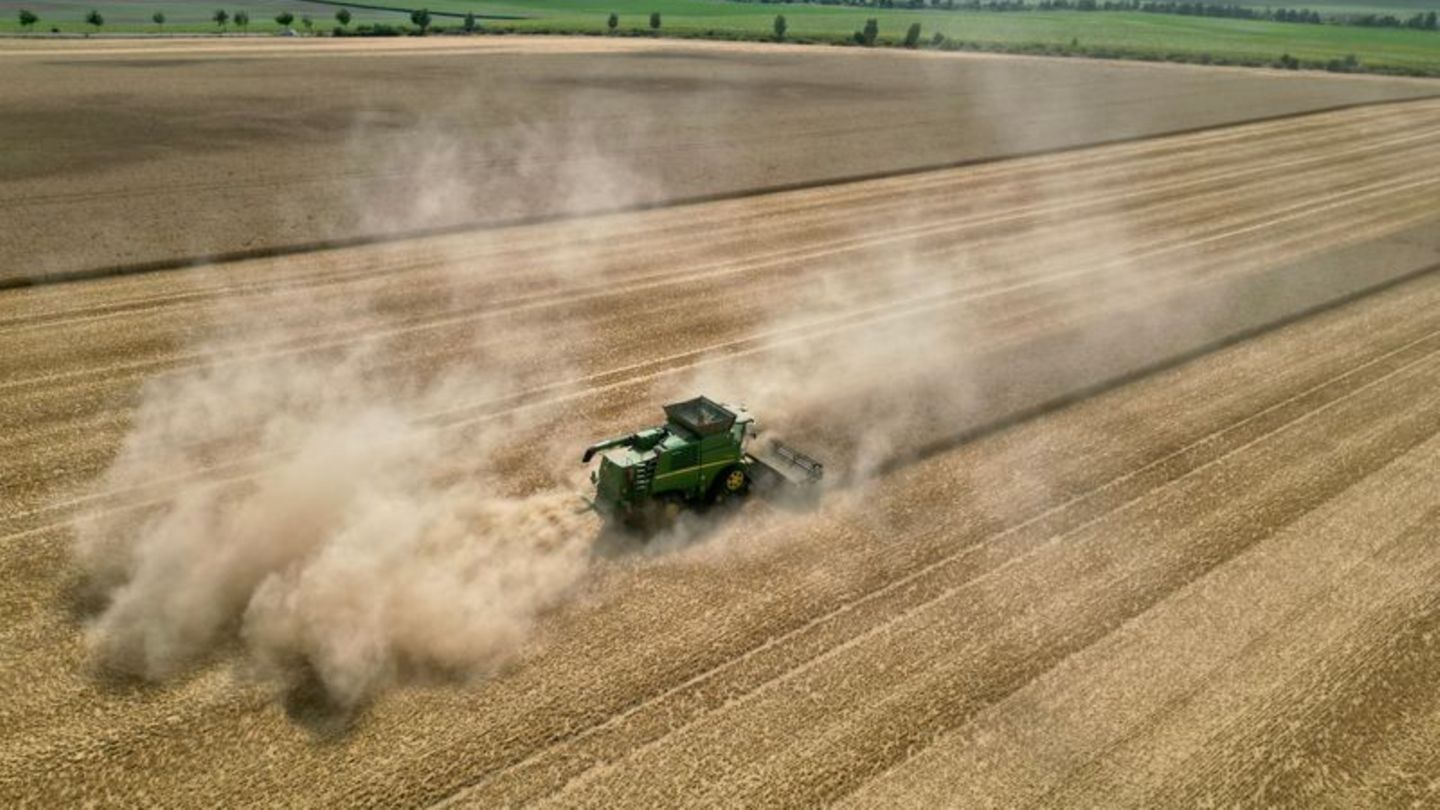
xmin=633 ymin=458 xmax=657 ymax=495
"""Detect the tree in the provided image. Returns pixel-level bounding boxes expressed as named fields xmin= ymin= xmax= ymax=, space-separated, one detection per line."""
xmin=301 ymin=13 xmax=313 ymax=32
xmin=152 ymin=11 xmax=166 ymax=29
xmin=1427 ymin=10 xmax=1438 ymax=30
xmin=773 ymin=14 xmax=787 ymax=40
xmin=1326 ymin=53 xmax=1360 ymax=72
xmin=275 ymin=10 xmax=294 ymax=28
xmin=860 ymin=17 xmax=878 ymax=45
xmin=409 ymin=8 xmax=430 ymax=33
xmin=903 ymin=21 xmax=921 ymax=47
xmin=608 ymin=12 xmax=619 ymax=32
xmin=213 ymin=9 xmax=229 ymax=31
xmin=85 ymin=8 xmax=103 ymax=31
xmin=335 ymin=8 xmax=352 ymax=28
xmin=650 ymin=11 xmax=661 ymax=29
xmin=464 ymin=11 xmax=478 ymax=32
xmin=234 ymin=10 xmax=249 ymax=32
xmin=18 ymin=9 xmax=37 ymax=31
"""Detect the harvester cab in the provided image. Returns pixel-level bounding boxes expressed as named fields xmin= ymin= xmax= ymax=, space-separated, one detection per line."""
xmin=582 ymin=396 xmax=823 ymax=527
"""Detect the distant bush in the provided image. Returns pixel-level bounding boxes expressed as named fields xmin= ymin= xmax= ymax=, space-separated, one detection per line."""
xmin=931 ymin=31 xmax=946 ymax=46
xmin=903 ymin=21 xmax=922 ymax=47
xmin=650 ymin=11 xmax=661 ymax=29
xmin=854 ymin=17 xmax=878 ymax=45
xmin=608 ymin=12 xmax=619 ymax=31
xmin=1276 ymin=52 xmax=1300 ymax=69
xmin=1326 ymin=53 xmax=1360 ymax=72
xmin=349 ymin=22 xmax=402 ymax=36
xmin=774 ymin=14 xmax=786 ymax=40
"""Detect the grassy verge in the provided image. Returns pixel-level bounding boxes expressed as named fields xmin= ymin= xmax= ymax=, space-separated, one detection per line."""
xmin=3 ymin=0 xmax=1438 ymax=77
xmin=0 ymin=1 xmax=413 ymax=32
xmin=382 ymin=0 xmax=1440 ymax=76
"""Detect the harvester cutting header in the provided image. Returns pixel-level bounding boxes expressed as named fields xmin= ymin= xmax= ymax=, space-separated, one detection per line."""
xmin=582 ymin=396 xmax=823 ymax=528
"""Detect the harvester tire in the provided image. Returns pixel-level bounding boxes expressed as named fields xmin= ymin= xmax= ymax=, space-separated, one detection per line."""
xmin=713 ymin=466 xmax=750 ymax=503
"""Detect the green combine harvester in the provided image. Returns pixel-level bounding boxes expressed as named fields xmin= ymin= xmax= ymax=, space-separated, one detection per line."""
xmin=582 ymin=396 xmax=824 ymax=527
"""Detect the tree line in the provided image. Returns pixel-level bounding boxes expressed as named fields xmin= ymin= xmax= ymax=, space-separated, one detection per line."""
xmin=733 ymin=0 xmax=1440 ymax=31
xmin=12 ymin=7 xmax=513 ymax=37
xmin=11 ymin=7 xmax=380 ymax=34
xmin=14 ymin=2 xmax=1435 ymax=40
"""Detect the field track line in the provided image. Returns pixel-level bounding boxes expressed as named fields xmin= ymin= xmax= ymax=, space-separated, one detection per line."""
xmin=8 ymin=111 xmax=1433 ymax=343
xmin=1153 ymin=566 xmax=1440 ymax=808
xmin=14 ymin=117 xmax=1430 ymax=349
xmin=12 ymin=264 xmax=1437 ymax=795
xmin=4 ymin=95 xmax=1436 ymax=292
xmin=6 ymin=123 xmax=1435 ymax=394
xmin=567 ymin=332 xmax=1440 ymax=804
xmin=10 ymin=172 xmax=1431 ymax=533
xmin=0 ymin=103 xmax=1219 ymax=212
xmin=6 ymin=102 xmax=1431 ymax=327
xmin=429 ymin=293 xmax=1440 ymax=808
xmin=1016 ymin=535 xmax=1440 ymax=810
xmin=10 ymin=103 xmax=1104 ymax=212
xmin=6 ymin=167 xmax=1433 ymax=464
xmin=4 ymin=102 xmax=1416 ymax=330
xmin=5 ymin=172 xmax=1438 ymax=538
xmin=0 ymin=276 xmax=1060 ymax=536
xmin=6 ymin=187 xmax=1438 ymax=547
xmin=418 ymin=174 xmax=1440 ymax=429
xmin=6 ymin=167 xmax=1437 ymax=526
xmin=807 ymin=461 xmax=1440 ymax=809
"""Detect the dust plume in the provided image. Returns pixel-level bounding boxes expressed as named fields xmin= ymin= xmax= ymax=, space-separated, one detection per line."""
xmin=66 ymin=96 xmax=673 ymax=710
xmin=683 ymin=115 xmax=1407 ymax=500
xmin=71 ymin=286 xmax=595 ymax=709
xmin=74 ymin=379 xmax=591 ymax=708
xmin=683 ymin=135 xmax=1215 ymax=488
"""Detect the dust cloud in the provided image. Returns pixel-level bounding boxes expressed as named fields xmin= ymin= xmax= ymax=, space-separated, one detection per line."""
xmin=69 ymin=66 xmax=1323 ymax=711
xmin=74 ymin=369 xmax=592 ymax=709
xmin=67 ymin=93 xmax=676 ymax=711
xmin=685 ymin=196 xmax=1155 ymax=487
xmin=72 ymin=293 xmax=595 ymax=710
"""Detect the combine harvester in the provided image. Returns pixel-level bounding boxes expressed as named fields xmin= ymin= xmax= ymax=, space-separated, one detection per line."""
xmin=582 ymin=396 xmax=824 ymax=529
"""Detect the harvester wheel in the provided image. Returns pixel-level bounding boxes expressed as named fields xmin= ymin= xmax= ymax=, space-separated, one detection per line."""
xmin=724 ymin=468 xmax=748 ymax=493
xmin=713 ymin=466 xmax=750 ymax=504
